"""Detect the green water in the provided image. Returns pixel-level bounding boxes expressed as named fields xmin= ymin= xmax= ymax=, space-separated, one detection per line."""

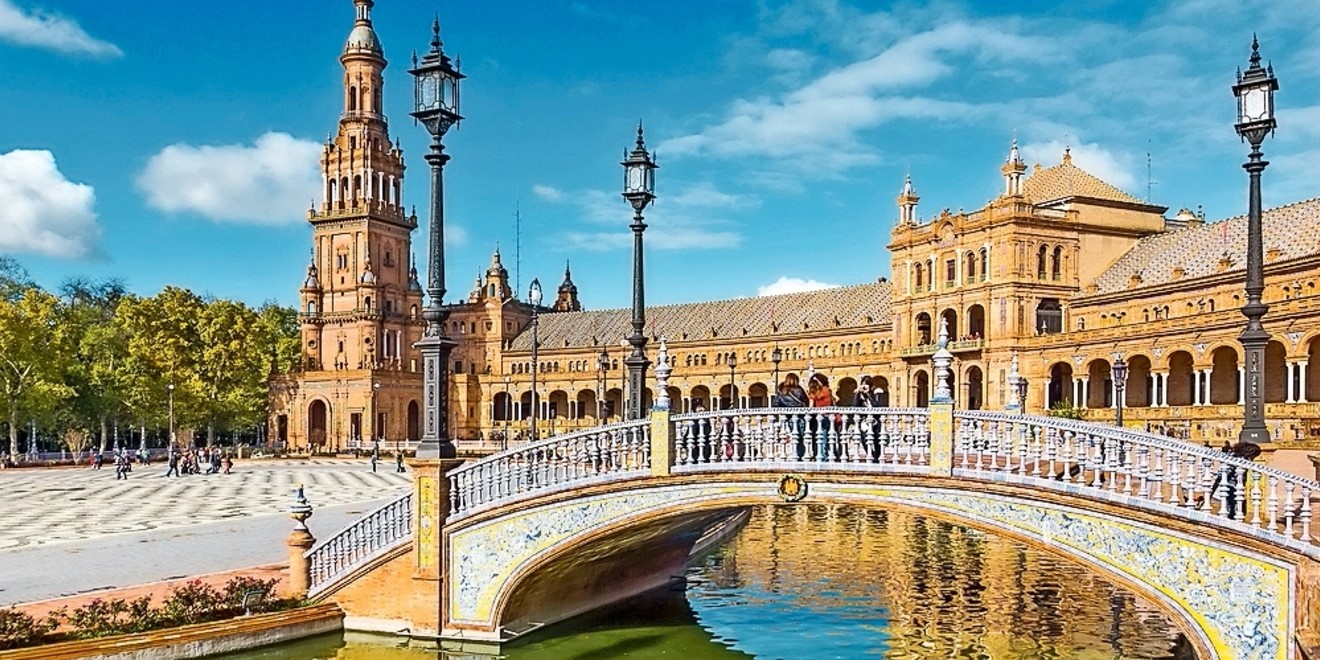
xmin=221 ymin=505 xmax=1190 ymax=659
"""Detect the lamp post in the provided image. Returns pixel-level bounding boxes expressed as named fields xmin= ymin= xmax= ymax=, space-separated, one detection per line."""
xmin=168 ymin=382 xmax=176 ymax=451
xmin=1006 ymin=352 xmax=1025 ymax=413
xmin=1111 ymin=355 xmax=1128 ymax=428
xmin=597 ymin=349 xmax=610 ymax=420
xmin=371 ymin=381 xmax=381 ymax=453
xmin=1233 ymin=36 xmax=1278 ymax=446
xmin=409 ymin=18 xmax=464 ymax=459
xmin=621 ymin=124 xmax=657 ymax=421
xmin=502 ymin=376 xmax=510 ymax=450
xmin=728 ymin=353 xmax=738 ymax=410
xmin=771 ymin=346 xmax=782 ymax=405
xmin=529 ymin=278 xmax=542 ymax=441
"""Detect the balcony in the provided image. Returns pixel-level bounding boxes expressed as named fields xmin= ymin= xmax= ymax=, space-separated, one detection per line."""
xmin=899 ymin=338 xmax=984 ymax=358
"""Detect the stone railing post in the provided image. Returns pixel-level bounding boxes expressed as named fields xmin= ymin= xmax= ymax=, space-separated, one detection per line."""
xmin=650 ymin=337 xmax=675 ymax=477
xmin=929 ymin=317 xmax=955 ymax=475
xmin=408 ymin=456 xmax=465 ymax=638
xmin=285 ymin=485 xmax=315 ymax=599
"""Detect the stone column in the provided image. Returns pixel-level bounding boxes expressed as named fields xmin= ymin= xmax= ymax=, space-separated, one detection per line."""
xmin=1080 ymin=377 xmax=1089 ymax=409
xmin=650 ymin=338 xmax=675 ymax=477
xmin=1301 ymin=360 xmax=1310 ymax=402
xmin=409 ymin=456 xmax=465 ymax=638
xmin=1238 ymin=366 xmax=1246 ymax=405
xmin=1286 ymin=362 xmax=1297 ymax=403
xmin=285 ymin=486 xmax=316 ymax=600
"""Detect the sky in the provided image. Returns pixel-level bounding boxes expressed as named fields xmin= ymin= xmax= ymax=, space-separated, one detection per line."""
xmin=3 ymin=0 xmax=1320 ymax=311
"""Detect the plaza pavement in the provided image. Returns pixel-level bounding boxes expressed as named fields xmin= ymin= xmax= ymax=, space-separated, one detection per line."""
xmin=0 ymin=458 xmax=410 ymax=606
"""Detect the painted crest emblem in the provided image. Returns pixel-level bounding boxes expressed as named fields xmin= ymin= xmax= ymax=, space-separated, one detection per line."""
xmin=777 ymin=474 xmax=808 ymax=502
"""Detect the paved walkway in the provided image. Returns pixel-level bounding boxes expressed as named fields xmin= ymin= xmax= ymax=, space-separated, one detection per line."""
xmin=0 ymin=459 xmax=410 ymax=607
xmin=0 ymin=458 xmax=409 ymax=549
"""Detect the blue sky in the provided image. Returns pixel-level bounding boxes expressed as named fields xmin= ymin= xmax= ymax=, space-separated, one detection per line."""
xmin=3 ymin=0 xmax=1320 ymax=310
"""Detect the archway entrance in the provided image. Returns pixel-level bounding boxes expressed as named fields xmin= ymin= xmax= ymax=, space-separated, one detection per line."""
xmin=407 ymin=400 xmax=420 ymax=443
xmin=309 ymin=400 xmax=328 ymax=451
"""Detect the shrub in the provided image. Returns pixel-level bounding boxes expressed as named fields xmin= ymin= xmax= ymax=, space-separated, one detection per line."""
xmin=158 ymin=580 xmax=224 ymax=626
xmin=0 ymin=607 xmax=57 ymax=650
xmin=1047 ymin=400 xmax=1085 ymax=420
xmin=221 ymin=577 xmax=279 ymax=614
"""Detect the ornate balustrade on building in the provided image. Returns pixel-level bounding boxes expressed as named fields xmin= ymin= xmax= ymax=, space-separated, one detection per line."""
xmin=305 ymin=492 xmax=412 ymax=598
xmin=446 ymin=418 xmax=652 ymax=520
xmin=898 ymin=338 xmax=984 ymax=358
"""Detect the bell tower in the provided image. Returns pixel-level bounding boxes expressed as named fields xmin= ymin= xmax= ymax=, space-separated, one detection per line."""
xmin=279 ymin=0 xmax=426 ymax=452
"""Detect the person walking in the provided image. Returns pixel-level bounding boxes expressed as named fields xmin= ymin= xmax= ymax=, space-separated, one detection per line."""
xmin=395 ymin=451 xmax=405 ymax=473
xmin=221 ymin=452 xmax=233 ymax=475
xmin=165 ymin=451 xmax=179 ymax=478
xmin=370 ymin=448 xmax=379 ymax=473
xmin=114 ymin=452 xmax=129 ymax=480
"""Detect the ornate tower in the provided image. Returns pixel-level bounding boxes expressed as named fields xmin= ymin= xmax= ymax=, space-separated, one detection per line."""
xmin=278 ymin=0 xmax=427 ymax=451
xmin=1001 ymin=138 xmax=1026 ymax=197
xmin=897 ymin=173 xmax=920 ymax=226
xmin=553 ymin=261 xmax=582 ymax=312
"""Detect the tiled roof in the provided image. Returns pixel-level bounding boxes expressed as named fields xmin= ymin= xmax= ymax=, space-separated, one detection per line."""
xmin=1023 ymin=159 xmax=1145 ymax=206
xmin=1087 ymin=197 xmax=1320 ymax=295
xmin=507 ymin=281 xmax=893 ymax=351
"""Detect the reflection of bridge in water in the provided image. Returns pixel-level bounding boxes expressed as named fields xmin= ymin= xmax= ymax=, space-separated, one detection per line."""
xmin=299 ymin=405 xmax=1319 ymax=660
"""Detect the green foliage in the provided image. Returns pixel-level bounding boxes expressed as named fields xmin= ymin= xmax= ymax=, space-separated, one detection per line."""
xmin=63 ymin=596 xmax=157 ymax=639
xmin=1047 ymin=400 xmax=1086 ymax=420
xmin=0 ymin=259 xmax=300 ymax=450
xmin=158 ymin=580 xmax=224 ymax=626
xmin=0 ymin=607 xmax=58 ymax=650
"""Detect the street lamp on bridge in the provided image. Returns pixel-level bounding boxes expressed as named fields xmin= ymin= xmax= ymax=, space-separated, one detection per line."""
xmin=597 ymin=348 xmax=610 ymax=420
xmin=1111 ymin=354 xmax=1128 ymax=428
xmin=529 ymin=278 xmax=543 ymax=441
xmin=728 ymin=352 xmax=738 ymax=409
xmin=1232 ymin=36 xmax=1278 ymax=446
xmin=621 ymin=123 xmax=657 ymax=421
xmin=409 ymin=17 xmax=464 ymax=459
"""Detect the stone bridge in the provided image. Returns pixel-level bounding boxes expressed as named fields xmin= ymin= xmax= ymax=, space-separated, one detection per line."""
xmin=299 ymin=404 xmax=1320 ymax=659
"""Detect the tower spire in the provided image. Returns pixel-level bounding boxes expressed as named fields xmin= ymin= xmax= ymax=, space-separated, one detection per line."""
xmin=897 ymin=172 xmax=920 ymax=225
xmin=1001 ymin=135 xmax=1027 ymax=197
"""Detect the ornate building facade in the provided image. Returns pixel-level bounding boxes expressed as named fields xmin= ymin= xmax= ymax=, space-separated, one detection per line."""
xmin=272 ymin=2 xmax=1320 ymax=451
xmin=270 ymin=0 xmax=427 ymax=451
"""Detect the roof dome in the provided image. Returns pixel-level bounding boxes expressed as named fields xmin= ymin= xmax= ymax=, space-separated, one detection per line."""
xmin=346 ymin=24 xmax=381 ymax=52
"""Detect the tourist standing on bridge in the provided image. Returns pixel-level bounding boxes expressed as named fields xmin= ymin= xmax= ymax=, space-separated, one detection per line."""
xmin=853 ymin=375 xmax=883 ymax=461
xmin=773 ymin=373 xmax=808 ymax=459
xmin=807 ymin=373 xmax=836 ymax=460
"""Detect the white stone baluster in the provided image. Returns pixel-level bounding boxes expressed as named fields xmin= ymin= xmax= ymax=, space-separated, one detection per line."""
xmin=1284 ymin=482 xmax=1297 ymax=537
xmin=1301 ymin=487 xmax=1312 ymax=541
xmin=1250 ymin=471 xmax=1263 ymax=527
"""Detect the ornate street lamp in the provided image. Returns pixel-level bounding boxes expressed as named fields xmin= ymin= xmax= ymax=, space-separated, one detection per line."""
xmin=728 ymin=353 xmax=738 ymax=409
xmin=1006 ymin=352 xmax=1025 ymax=413
xmin=168 ymin=382 xmax=176 ymax=451
xmin=621 ymin=123 xmax=657 ymax=420
xmin=502 ymin=375 xmax=510 ymax=450
xmin=371 ymin=381 xmax=381 ymax=453
xmin=1232 ymin=36 xmax=1278 ymax=446
xmin=528 ymin=278 xmax=543 ymax=441
xmin=1111 ymin=354 xmax=1128 ymax=428
xmin=597 ymin=349 xmax=610 ymax=419
xmin=409 ymin=18 xmax=464 ymax=459
xmin=771 ymin=346 xmax=782 ymax=404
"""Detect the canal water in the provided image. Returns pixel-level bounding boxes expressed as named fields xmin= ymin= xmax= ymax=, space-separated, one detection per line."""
xmin=222 ymin=505 xmax=1193 ymax=659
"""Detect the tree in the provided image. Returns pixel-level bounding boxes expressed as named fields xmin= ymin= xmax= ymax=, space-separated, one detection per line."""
xmin=0 ymin=288 xmax=76 ymax=457
xmin=0 ymin=257 xmax=35 ymax=304
xmin=59 ymin=278 xmax=128 ymax=449
xmin=116 ymin=288 xmax=205 ymax=448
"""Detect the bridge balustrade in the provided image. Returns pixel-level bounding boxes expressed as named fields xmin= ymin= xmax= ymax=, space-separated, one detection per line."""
xmin=955 ymin=411 xmax=1315 ymax=548
xmin=671 ymin=407 xmax=931 ymax=471
xmin=447 ymin=418 xmax=652 ymax=520
xmin=305 ymin=492 xmax=412 ymax=598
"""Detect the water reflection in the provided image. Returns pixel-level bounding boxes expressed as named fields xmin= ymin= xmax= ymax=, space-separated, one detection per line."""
xmin=218 ymin=504 xmax=1191 ymax=659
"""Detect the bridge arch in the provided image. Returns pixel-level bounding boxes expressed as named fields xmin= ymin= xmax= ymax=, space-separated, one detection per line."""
xmin=447 ymin=476 xmax=1291 ymax=659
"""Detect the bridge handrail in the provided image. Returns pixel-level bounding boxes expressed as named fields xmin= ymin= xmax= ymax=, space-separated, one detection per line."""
xmin=447 ymin=418 xmax=652 ymax=520
xmin=670 ymin=406 xmax=932 ymax=469
xmin=954 ymin=410 xmax=1317 ymax=549
xmin=305 ymin=491 xmax=412 ymax=598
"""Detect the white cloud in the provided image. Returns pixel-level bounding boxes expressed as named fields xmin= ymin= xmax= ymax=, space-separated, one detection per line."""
xmin=1020 ymin=139 xmax=1138 ymax=193
xmin=660 ymin=20 xmax=1053 ymax=176
xmin=137 ymin=132 xmax=322 ymax=225
xmin=757 ymin=276 xmax=840 ymax=296
xmin=0 ymin=149 xmax=101 ymax=258
xmin=0 ymin=0 xmax=121 ymax=58
xmin=531 ymin=184 xmax=564 ymax=202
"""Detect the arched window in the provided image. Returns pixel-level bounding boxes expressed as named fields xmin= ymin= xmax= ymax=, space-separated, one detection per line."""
xmin=1037 ymin=245 xmax=1048 ymax=279
xmin=349 ymin=86 xmax=358 ymax=111
xmin=964 ymin=252 xmax=976 ymax=283
xmin=1051 ymin=246 xmax=1063 ymax=281
xmin=353 ymin=175 xmax=362 ymax=202
xmin=979 ymin=248 xmax=989 ymax=281
xmin=364 ymin=296 xmax=373 ymax=313
xmin=306 ymin=301 xmax=317 ymax=315
xmin=914 ymin=264 xmax=924 ymax=291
